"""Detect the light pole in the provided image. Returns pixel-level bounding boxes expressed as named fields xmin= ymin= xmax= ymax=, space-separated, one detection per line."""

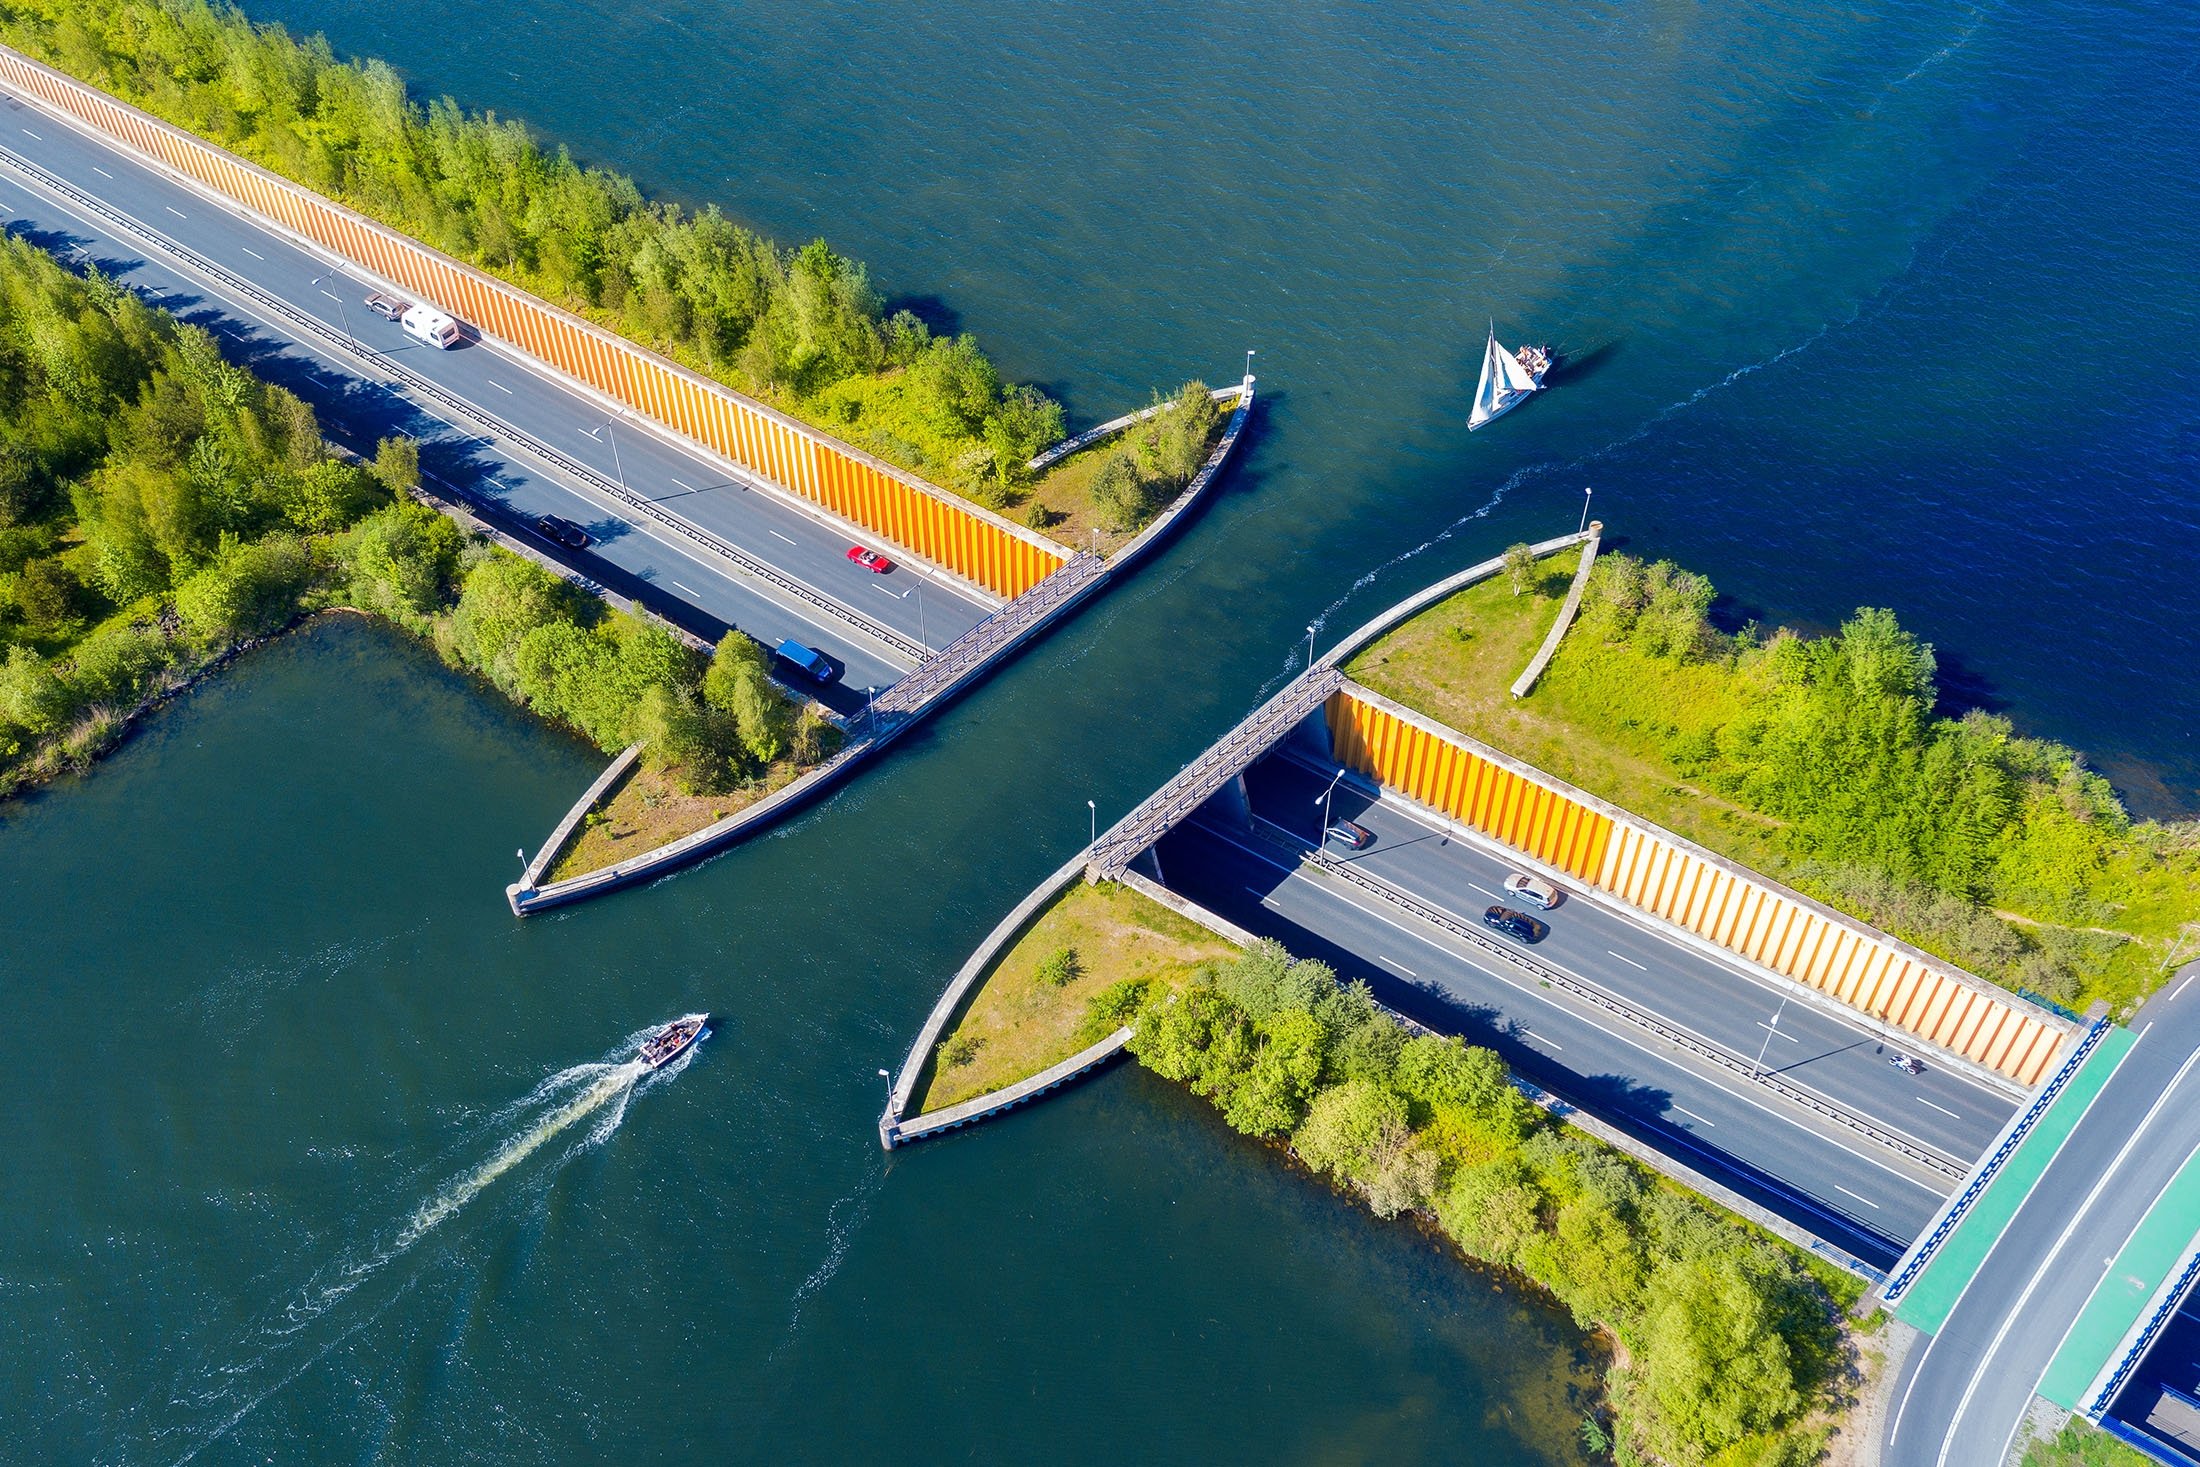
xmin=1578 ymin=486 xmax=1593 ymax=536
xmin=1244 ymin=348 xmax=1255 ymax=385
xmin=309 ymin=267 xmax=358 ymax=352
xmin=1314 ymin=767 xmax=1344 ymax=843
xmin=1305 ymin=624 xmax=1317 ymax=670
xmin=916 ymin=570 xmax=928 ymax=653
xmin=1752 ymin=992 xmax=1790 ymax=1077
xmin=601 ymin=418 xmax=630 ymax=497
xmin=865 ymin=684 xmax=876 ymax=737
xmin=1088 ymin=799 xmax=1097 ymax=847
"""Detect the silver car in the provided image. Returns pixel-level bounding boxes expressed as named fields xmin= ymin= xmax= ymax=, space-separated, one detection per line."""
xmin=1502 ymin=872 xmax=1563 ymax=910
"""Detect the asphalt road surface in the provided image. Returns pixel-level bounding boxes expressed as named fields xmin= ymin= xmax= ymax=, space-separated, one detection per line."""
xmin=1157 ymin=814 xmax=1958 ymax=1264
xmin=1248 ymin=754 xmax=2019 ymax=1167
xmin=1882 ymin=967 xmax=2200 ymax=1467
xmin=0 ymin=87 xmax=992 ymax=705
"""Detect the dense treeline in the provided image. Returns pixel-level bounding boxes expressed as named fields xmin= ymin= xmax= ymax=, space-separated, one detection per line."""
xmin=1084 ymin=382 xmax=1224 ymax=532
xmin=1098 ymin=941 xmax=1844 ymax=1466
xmin=0 ymin=0 xmax=1065 ymax=501
xmin=0 ymin=230 xmax=815 ymax=795
xmin=1552 ymin=554 xmax=2199 ymax=1009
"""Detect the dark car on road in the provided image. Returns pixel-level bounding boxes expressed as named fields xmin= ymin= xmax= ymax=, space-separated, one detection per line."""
xmin=1482 ymin=905 xmax=1548 ymax=944
xmin=364 ymin=290 xmax=409 ymax=322
xmin=1326 ymin=819 xmax=1373 ymax=850
xmin=534 ymin=514 xmax=590 ymax=550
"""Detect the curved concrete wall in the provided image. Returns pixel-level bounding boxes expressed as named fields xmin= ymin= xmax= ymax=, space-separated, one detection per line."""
xmin=0 ymin=44 xmax=1066 ymax=600
xmin=1325 ymin=683 xmax=2073 ymax=1087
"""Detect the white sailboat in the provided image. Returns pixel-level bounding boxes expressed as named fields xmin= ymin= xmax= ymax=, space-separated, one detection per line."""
xmin=1467 ymin=324 xmax=1550 ymax=430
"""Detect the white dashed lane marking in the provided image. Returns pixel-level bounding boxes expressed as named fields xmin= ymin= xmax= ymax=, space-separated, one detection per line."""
xmin=1835 ymin=1185 xmax=1880 ymax=1209
xmin=769 ymin=530 xmax=797 ymax=545
xmin=1671 ymin=1105 xmax=1715 ymax=1128
xmin=1607 ymin=949 xmax=1648 ymax=971
xmin=1918 ymin=1098 xmax=1962 ymax=1120
xmin=164 ymin=205 xmax=186 ymax=218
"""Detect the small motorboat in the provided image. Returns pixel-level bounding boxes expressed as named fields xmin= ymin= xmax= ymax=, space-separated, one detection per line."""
xmin=639 ymin=1014 xmax=709 ymax=1070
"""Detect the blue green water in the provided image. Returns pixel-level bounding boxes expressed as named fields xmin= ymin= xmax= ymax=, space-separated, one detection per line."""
xmin=5 ymin=3 xmax=2197 ymax=1461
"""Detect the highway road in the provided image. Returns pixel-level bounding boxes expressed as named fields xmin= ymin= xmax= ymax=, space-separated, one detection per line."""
xmin=1883 ymin=970 xmax=2200 ymax=1467
xmin=0 ymin=86 xmax=993 ymax=706
xmin=1246 ymin=755 xmax=2019 ymax=1167
xmin=1156 ymin=815 xmax=1958 ymax=1264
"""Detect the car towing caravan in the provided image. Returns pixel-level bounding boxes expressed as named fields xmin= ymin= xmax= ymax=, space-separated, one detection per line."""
xmin=399 ymin=303 xmax=462 ymax=349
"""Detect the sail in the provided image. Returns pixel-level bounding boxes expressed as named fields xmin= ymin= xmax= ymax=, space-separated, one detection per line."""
xmin=1468 ymin=327 xmax=1504 ymax=429
xmin=1468 ymin=325 xmax=1539 ymax=430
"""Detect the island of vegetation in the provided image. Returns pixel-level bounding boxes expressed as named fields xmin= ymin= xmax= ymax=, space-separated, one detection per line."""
xmin=0 ymin=0 xmax=1226 ymax=546
xmin=0 ymin=231 xmax=816 ymax=804
xmin=915 ymin=860 xmax=1864 ymax=1465
xmin=1348 ymin=544 xmax=2200 ymax=1015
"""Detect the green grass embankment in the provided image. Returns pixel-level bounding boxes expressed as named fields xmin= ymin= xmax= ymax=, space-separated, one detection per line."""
xmin=1348 ymin=550 xmax=2200 ymax=1015
xmin=912 ymin=879 xmax=1237 ymax=1116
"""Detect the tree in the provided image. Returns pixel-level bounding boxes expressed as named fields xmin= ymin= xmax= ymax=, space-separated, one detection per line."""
xmin=702 ymin=630 xmax=793 ymax=766
xmin=1090 ymin=453 xmax=1148 ymax=533
xmin=1633 ymin=1255 xmax=1802 ymax=1458
xmin=340 ymin=498 xmax=463 ymax=619
xmin=450 ymin=549 xmax=578 ymax=693
xmin=370 ymin=435 xmax=420 ymax=497
xmin=1292 ymin=1079 xmax=1408 ymax=1182
xmin=14 ymin=557 xmax=93 ymax=633
xmin=0 ymin=645 xmax=74 ymax=735
xmin=1504 ymin=542 xmax=1537 ymax=597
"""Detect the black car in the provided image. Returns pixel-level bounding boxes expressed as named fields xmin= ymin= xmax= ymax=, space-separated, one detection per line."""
xmin=1482 ymin=905 xmax=1548 ymax=945
xmin=535 ymin=514 xmax=590 ymax=550
xmin=1326 ymin=819 xmax=1373 ymax=850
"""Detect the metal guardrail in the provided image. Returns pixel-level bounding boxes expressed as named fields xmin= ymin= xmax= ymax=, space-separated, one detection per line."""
xmin=1087 ymin=666 xmax=1343 ymax=878
xmin=1255 ymin=824 xmax=1969 ymax=1180
xmin=869 ymin=550 xmax=1104 ymax=717
xmin=2088 ymin=1240 xmax=2200 ymax=1418
xmin=0 ymin=140 xmax=927 ymax=665
xmin=1879 ymin=1016 xmax=2113 ymax=1304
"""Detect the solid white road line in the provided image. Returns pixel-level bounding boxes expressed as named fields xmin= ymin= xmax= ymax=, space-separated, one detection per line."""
xmin=1524 ymin=1030 xmax=1563 ymax=1050
xmin=2172 ymin=973 xmax=2195 ymax=1003
xmin=1671 ymin=1105 xmax=1715 ymax=1127
xmin=19 ymin=128 xmax=39 ymax=139
xmin=671 ymin=580 xmax=698 ymax=596
xmin=1607 ymin=950 xmax=1648 ymax=971
xmin=669 ymin=476 xmax=695 ymax=490
xmin=1381 ymin=956 xmax=1418 ymax=977
xmin=1938 ymin=1043 xmax=2200 ymax=1467
xmin=1835 ymin=1185 xmax=1880 ymax=1209
xmin=769 ymin=530 xmax=797 ymax=545
xmin=240 ymin=246 xmax=262 ymax=260
xmin=1918 ymin=1098 xmax=1962 ymax=1119
xmin=164 ymin=204 xmax=185 ymax=218
xmin=488 ymin=378 xmax=513 ymax=394
xmin=2137 ymin=1020 xmax=2154 ymax=1041
xmin=92 ymin=165 xmax=112 ymax=179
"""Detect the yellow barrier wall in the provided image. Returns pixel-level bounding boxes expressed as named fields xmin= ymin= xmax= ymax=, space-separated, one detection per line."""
xmin=1324 ymin=687 xmax=2068 ymax=1087
xmin=0 ymin=46 xmax=1066 ymax=601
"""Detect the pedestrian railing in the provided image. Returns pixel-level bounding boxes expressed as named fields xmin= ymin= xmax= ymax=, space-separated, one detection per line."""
xmin=870 ymin=550 xmax=1104 ymax=719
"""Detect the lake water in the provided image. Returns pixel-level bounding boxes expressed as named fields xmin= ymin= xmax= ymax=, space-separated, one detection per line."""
xmin=6 ymin=1 xmax=2196 ymax=1460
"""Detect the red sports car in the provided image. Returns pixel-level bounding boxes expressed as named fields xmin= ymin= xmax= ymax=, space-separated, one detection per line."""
xmin=846 ymin=546 xmax=893 ymax=573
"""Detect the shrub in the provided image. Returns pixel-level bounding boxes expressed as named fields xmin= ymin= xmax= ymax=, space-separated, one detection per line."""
xmin=1035 ymin=946 xmax=1081 ymax=988
xmin=940 ymin=1033 xmax=984 ymax=1069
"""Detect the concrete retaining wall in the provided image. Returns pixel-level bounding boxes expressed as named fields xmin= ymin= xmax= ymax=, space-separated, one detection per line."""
xmin=1510 ymin=523 xmax=1601 ymax=697
xmin=0 ymin=43 xmax=1065 ymax=600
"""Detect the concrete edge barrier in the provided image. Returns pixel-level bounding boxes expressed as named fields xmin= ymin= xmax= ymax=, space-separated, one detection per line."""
xmin=880 ymin=853 xmax=1091 ymax=1135
xmin=1106 ymin=375 xmax=1256 ymax=571
xmin=889 ymin=1027 xmax=1138 ymax=1147
xmin=518 ymin=743 xmax=645 ymax=892
xmin=0 ymin=43 xmax=1064 ymax=600
xmin=508 ymin=738 xmax=875 ymax=915
xmin=1510 ymin=523 xmax=1602 ymax=697
xmin=1878 ymin=1017 xmax=2113 ymax=1308
xmin=1329 ymin=677 xmax=2073 ymax=1089
xmin=1321 ymin=531 xmax=1593 ymax=668
xmin=2083 ymin=1225 xmax=2200 ymax=1419
xmin=1027 ymin=382 xmax=1248 ymax=474
xmin=1130 ymin=871 xmax=1885 ymax=1278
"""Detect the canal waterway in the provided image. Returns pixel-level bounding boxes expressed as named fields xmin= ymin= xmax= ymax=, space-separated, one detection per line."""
xmin=5 ymin=1 xmax=2196 ymax=1460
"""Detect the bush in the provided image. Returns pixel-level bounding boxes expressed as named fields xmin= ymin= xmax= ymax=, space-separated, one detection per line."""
xmin=940 ymin=1033 xmax=984 ymax=1069
xmin=1035 ymin=946 xmax=1081 ymax=988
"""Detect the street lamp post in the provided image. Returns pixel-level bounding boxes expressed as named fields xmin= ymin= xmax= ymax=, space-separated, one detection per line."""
xmin=1305 ymin=623 xmax=1317 ymax=671
xmin=1314 ymin=767 xmax=1344 ymax=843
xmin=1578 ymin=486 xmax=1594 ymax=536
xmin=865 ymin=684 xmax=876 ymax=737
xmin=1244 ymin=348 xmax=1255 ymax=384
xmin=602 ymin=418 xmax=629 ymax=497
xmin=1088 ymin=799 xmax=1097 ymax=847
xmin=1752 ymin=993 xmax=1791 ymax=1077
xmin=310 ymin=267 xmax=358 ymax=352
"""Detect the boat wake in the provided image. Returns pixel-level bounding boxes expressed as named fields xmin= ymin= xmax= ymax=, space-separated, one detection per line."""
xmin=136 ymin=1030 xmax=693 ymax=1465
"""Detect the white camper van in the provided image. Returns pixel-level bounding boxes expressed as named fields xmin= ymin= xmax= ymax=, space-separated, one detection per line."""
xmin=399 ymin=304 xmax=462 ymax=349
